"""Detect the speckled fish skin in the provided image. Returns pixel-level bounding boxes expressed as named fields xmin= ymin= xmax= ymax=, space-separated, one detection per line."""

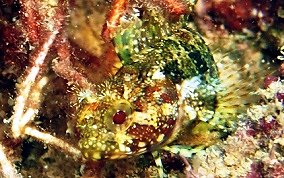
xmin=76 ymin=9 xmax=220 ymax=160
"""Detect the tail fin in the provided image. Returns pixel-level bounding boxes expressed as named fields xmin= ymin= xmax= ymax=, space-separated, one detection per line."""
xmin=178 ymin=44 xmax=276 ymax=147
xmin=210 ymin=46 xmax=276 ymax=132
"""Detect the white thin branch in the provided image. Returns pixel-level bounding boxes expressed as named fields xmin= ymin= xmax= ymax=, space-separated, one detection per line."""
xmin=0 ymin=144 xmax=21 ymax=178
xmin=24 ymin=127 xmax=81 ymax=159
xmin=11 ymin=30 xmax=58 ymax=138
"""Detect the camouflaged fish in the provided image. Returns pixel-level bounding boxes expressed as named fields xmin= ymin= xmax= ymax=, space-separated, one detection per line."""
xmin=75 ymin=9 xmax=263 ymax=161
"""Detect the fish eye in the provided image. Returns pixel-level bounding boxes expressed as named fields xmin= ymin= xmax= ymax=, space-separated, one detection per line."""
xmin=112 ymin=110 xmax=127 ymax=124
xmin=103 ymin=99 xmax=134 ymax=130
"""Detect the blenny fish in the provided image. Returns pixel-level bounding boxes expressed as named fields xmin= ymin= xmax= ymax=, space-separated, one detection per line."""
xmin=75 ymin=8 xmax=264 ymax=161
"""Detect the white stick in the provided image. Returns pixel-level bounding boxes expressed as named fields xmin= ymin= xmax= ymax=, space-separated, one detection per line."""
xmin=0 ymin=144 xmax=21 ymax=178
xmin=12 ymin=30 xmax=58 ymax=138
xmin=24 ymin=127 xmax=81 ymax=158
